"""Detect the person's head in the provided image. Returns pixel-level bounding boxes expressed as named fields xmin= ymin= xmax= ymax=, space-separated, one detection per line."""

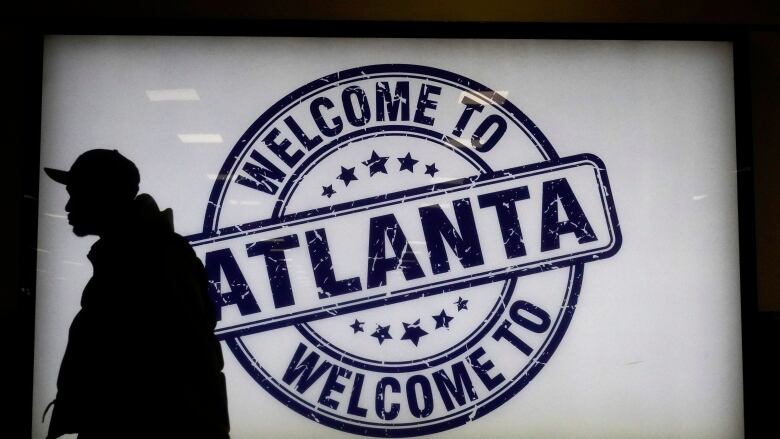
xmin=45 ymin=149 xmax=140 ymax=237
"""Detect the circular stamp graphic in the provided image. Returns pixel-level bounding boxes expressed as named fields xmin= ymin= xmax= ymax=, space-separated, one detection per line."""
xmin=188 ymin=65 xmax=621 ymax=436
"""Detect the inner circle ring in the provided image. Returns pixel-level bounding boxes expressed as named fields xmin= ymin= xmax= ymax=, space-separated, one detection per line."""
xmin=277 ymin=126 xmax=515 ymax=372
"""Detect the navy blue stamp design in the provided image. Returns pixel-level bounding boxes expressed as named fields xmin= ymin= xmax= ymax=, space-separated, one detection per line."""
xmin=187 ymin=64 xmax=622 ymax=437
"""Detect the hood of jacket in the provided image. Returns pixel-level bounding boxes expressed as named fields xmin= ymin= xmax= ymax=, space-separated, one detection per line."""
xmin=87 ymin=193 xmax=175 ymax=264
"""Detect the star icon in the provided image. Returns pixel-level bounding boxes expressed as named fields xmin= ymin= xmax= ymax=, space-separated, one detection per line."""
xmin=321 ymin=184 xmax=336 ymax=198
xmin=371 ymin=324 xmax=392 ymax=345
xmin=455 ymin=296 xmax=469 ymax=311
xmin=397 ymin=153 xmax=419 ymax=173
xmin=349 ymin=319 xmax=365 ymax=333
xmin=362 ymin=151 xmax=389 ymax=176
xmin=424 ymin=163 xmax=439 ymax=177
xmin=432 ymin=309 xmax=454 ymax=329
xmin=401 ymin=319 xmax=428 ymax=346
xmin=337 ymin=166 xmax=359 ymax=186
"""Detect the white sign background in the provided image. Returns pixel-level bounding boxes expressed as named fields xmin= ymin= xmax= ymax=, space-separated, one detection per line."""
xmin=33 ymin=36 xmax=743 ymax=439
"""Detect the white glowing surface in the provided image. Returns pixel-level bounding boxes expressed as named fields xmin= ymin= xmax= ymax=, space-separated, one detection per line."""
xmin=35 ymin=36 xmax=742 ymax=439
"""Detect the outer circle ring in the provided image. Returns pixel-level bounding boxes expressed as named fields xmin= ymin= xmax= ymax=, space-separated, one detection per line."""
xmin=206 ymin=64 xmax=585 ymax=437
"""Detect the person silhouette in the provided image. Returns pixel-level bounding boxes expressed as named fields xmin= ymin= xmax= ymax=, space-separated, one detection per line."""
xmin=43 ymin=149 xmax=230 ymax=439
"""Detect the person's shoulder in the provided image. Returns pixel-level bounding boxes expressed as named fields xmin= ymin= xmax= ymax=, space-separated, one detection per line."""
xmin=116 ymin=228 xmax=192 ymax=260
xmin=160 ymin=231 xmax=203 ymax=268
xmin=168 ymin=231 xmax=197 ymax=252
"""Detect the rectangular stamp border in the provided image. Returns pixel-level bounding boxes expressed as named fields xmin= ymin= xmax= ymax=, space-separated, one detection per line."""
xmin=187 ymin=153 xmax=622 ymax=339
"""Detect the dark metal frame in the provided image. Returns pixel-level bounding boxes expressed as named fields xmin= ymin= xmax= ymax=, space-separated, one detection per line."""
xmin=13 ymin=20 xmax=756 ymax=438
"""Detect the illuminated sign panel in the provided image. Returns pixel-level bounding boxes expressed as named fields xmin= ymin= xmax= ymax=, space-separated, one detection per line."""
xmin=34 ymin=36 xmax=742 ymax=438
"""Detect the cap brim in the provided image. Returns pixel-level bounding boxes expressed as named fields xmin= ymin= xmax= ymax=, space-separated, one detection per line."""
xmin=44 ymin=168 xmax=70 ymax=185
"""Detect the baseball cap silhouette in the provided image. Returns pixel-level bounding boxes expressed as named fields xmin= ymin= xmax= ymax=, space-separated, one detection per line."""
xmin=44 ymin=149 xmax=140 ymax=199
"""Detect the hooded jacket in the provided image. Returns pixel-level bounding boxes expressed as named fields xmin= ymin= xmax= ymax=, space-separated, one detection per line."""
xmin=47 ymin=194 xmax=229 ymax=438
